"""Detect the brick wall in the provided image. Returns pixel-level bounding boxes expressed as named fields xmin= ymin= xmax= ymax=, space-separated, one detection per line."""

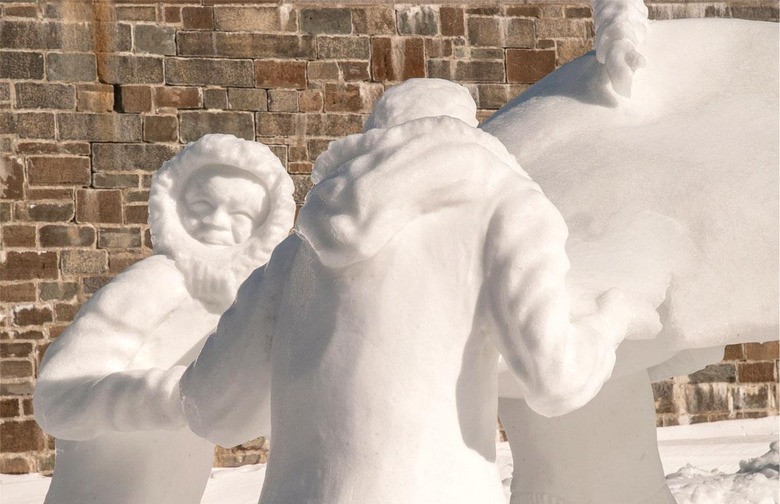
xmin=1 ymin=1 xmax=778 ymax=474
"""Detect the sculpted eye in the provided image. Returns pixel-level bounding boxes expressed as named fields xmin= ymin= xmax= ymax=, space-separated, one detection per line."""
xmin=188 ymin=200 xmax=213 ymax=215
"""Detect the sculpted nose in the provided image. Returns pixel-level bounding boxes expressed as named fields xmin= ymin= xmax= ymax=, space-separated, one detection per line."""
xmin=203 ymin=209 xmax=230 ymax=228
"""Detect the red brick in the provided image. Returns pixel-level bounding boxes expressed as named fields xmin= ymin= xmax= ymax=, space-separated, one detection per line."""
xmin=0 ymin=283 xmax=36 ymax=303
xmin=182 ymin=7 xmax=214 ymax=30
xmin=255 ymin=60 xmax=307 ymax=89
xmin=2 ymin=225 xmax=36 ymax=248
xmin=0 ymin=399 xmax=19 ymax=417
xmin=371 ymin=37 xmax=425 ymax=82
xmin=723 ymin=344 xmax=745 ymax=361
xmin=440 ymin=7 xmax=465 ymax=36
xmin=0 ymin=342 xmax=34 ymax=358
xmin=39 ymin=225 xmax=96 ymax=248
xmin=299 ymin=90 xmax=323 ymax=112
xmin=124 ymin=205 xmax=148 ymax=224
xmin=76 ymin=189 xmax=123 ymax=224
xmin=76 ymin=84 xmax=114 ymax=113
xmin=744 ymin=341 xmax=780 ymax=360
xmin=507 ymin=49 xmax=556 ymax=83
xmin=119 ymin=85 xmax=152 ymax=113
xmin=0 ymin=252 xmax=58 ymax=281
xmin=54 ymin=303 xmax=80 ymax=322
xmin=739 ymin=362 xmax=777 ymax=383
xmin=12 ymin=306 xmax=53 ymax=326
xmin=26 ymin=188 xmax=73 ymax=200
xmin=565 ymin=6 xmax=592 ymax=18
xmin=28 ymin=156 xmax=90 ymax=187
xmin=0 ymin=420 xmax=45 ymax=453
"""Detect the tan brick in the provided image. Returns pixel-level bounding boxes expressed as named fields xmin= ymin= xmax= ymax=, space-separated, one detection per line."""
xmin=397 ymin=5 xmax=438 ymax=35
xmin=19 ymin=201 xmax=75 ymax=223
xmin=76 ymin=189 xmax=123 ymax=224
xmin=61 ymin=250 xmax=108 ymax=275
xmin=352 ymin=7 xmax=395 ymax=35
xmin=738 ymin=362 xmax=777 ymax=383
xmin=98 ymin=55 xmax=163 ymax=85
xmin=28 ymin=157 xmax=90 ymax=186
xmin=536 ymin=18 xmax=588 ymax=39
xmin=124 ymin=205 xmax=148 ymax=225
xmin=119 ymin=85 xmax=152 ymax=113
xmin=47 ymin=53 xmax=97 ymax=82
xmin=213 ymin=6 xmax=295 ymax=31
xmin=505 ymin=6 xmax=541 ymax=17
xmin=0 ymin=283 xmax=36 ymax=303
xmin=15 ymin=112 xmax=55 ymax=139
xmin=557 ymin=39 xmax=594 ymax=65
xmin=58 ymin=113 xmax=142 ymax=142
xmin=268 ymin=90 xmax=298 ymax=112
xmin=255 ymin=60 xmax=307 ymax=89
xmin=307 ymin=61 xmax=339 ymax=81
xmin=204 ymin=88 xmax=229 ymax=109
xmin=300 ymin=8 xmax=351 ymax=34
xmin=0 ymin=420 xmax=46 ymax=453
xmin=116 ymin=6 xmax=157 ymax=22
xmin=16 ymin=142 xmax=90 ymax=156
xmin=166 ymin=58 xmax=255 ymax=88
xmin=505 ymin=18 xmax=536 ymax=48
xmin=0 ymin=399 xmax=20 ymax=417
xmin=76 ymin=84 xmax=114 ymax=113
xmin=108 ymin=253 xmax=143 ymax=274
xmin=163 ymin=6 xmax=181 ymax=23
xmin=566 ymin=6 xmax=593 ymax=19
xmin=453 ymin=60 xmax=506 ymax=82
xmin=93 ymin=173 xmax=139 ymax=189
xmin=54 ymin=302 xmax=80 ymax=323
xmin=38 ymin=281 xmax=79 ymax=302
xmin=39 ymin=225 xmax=96 ymax=248
xmin=468 ymin=17 xmax=502 ymax=46
xmin=92 ymin=143 xmax=179 ymax=173
xmin=507 ymin=49 xmax=556 ymax=83
xmin=228 ymin=88 xmax=268 ymax=112
xmin=339 ymin=61 xmax=370 ymax=81
xmin=154 ymin=86 xmax=201 ymax=109
xmin=744 ymin=341 xmax=780 ymax=361
xmin=98 ymin=228 xmax=142 ymax=249
xmin=0 ymin=156 xmax=24 ymax=199
xmin=371 ymin=37 xmax=425 ymax=82
xmin=179 ymin=111 xmax=255 ymax=142
xmin=144 ymin=115 xmax=178 ymax=142
xmin=183 ymin=33 xmax=315 ymax=60
xmin=299 ymin=90 xmax=323 ymax=113
xmin=317 ymin=36 xmax=370 ymax=60
xmin=133 ymin=25 xmax=175 ymax=55
xmin=2 ymin=225 xmax=36 ymax=248
xmin=15 ymin=82 xmax=75 ymax=110
xmin=304 ymin=114 xmax=363 ymax=137
xmin=256 ymin=112 xmax=299 ymax=137
xmin=0 ymin=51 xmax=44 ymax=80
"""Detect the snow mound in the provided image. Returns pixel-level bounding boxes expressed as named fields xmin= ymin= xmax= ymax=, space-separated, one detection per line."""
xmin=666 ymin=442 xmax=779 ymax=504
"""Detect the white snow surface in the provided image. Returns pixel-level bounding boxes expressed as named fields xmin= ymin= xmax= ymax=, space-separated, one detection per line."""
xmin=2 ymin=417 xmax=777 ymax=504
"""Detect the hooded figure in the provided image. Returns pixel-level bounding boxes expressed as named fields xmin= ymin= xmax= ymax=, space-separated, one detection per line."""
xmin=179 ymin=79 xmax=634 ymax=504
xmin=34 ymin=134 xmax=295 ymax=504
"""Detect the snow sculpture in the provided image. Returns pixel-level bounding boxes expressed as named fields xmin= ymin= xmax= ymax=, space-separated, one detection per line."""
xmin=179 ymin=79 xmax=636 ymax=504
xmin=33 ymin=134 xmax=295 ymax=504
xmin=482 ymin=18 xmax=779 ymax=504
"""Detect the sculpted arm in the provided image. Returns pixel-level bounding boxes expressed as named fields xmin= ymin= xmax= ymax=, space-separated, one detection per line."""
xmin=34 ymin=256 xmax=190 ymax=440
xmin=486 ymin=186 xmax=628 ymax=417
xmin=180 ymin=235 xmax=299 ymax=448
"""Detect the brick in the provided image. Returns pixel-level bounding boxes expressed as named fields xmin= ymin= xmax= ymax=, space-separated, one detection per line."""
xmin=1 ymin=342 xmax=33 ymax=359
xmin=397 ymin=6 xmax=438 ymax=36
xmin=739 ymin=362 xmax=776 ymax=383
xmin=76 ymin=189 xmax=123 ymax=224
xmin=256 ymin=112 xmax=298 ymax=137
xmin=683 ymin=383 xmax=730 ymax=414
xmin=62 ymin=249 xmax=108 ymax=275
xmin=307 ymin=61 xmax=339 ymax=81
xmin=0 ymin=20 xmax=53 ymax=49
xmin=212 ymin=33 xmax=316 ymax=59
xmin=557 ymin=39 xmax=593 ymax=65
xmin=506 ymin=6 xmax=541 ymax=18
xmin=108 ymin=253 xmax=143 ymax=273
xmin=182 ymin=7 xmax=214 ymax=30
xmin=39 ymin=281 xmax=79 ymax=302
xmin=476 ymin=84 xmax=512 ymax=109
xmin=133 ymin=25 xmax=175 ymax=55
xmin=255 ymin=60 xmax=306 ymax=89
xmin=688 ymin=363 xmax=737 ymax=384
xmin=288 ymin=162 xmax=313 ymax=175
xmin=0 ymin=399 xmax=19 ymax=417
xmin=228 ymin=88 xmax=267 ymax=112
xmin=371 ymin=37 xmax=425 ymax=82
xmin=733 ymin=384 xmax=771 ymax=410
xmin=163 ymin=6 xmax=181 ymax=23
xmin=214 ymin=6 xmax=296 ymax=31
xmin=307 ymin=139 xmax=331 ymax=160
xmin=12 ymin=306 xmax=53 ymax=326
xmin=124 ymin=205 xmax=148 ymax=224
xmin=324 ymin=83 xmax=381 ymax=113
xmin=425 ymin=38 xmax=453 ymax=58
xmin=507 ymin=50 xmax=556 ymax=83
xmin=166 ymin=58 xmax=255 ymax=87
xmin=470 ymin=48 xmax=504 ymax=60
xmin=536 ymin=18 xmax=588 ymax=39
xmin=454 ymin=60 xmax=506 ymax=82
xmin=540 ymin=6 xmax=565 ymax=19
xmin=4 ymin=5 xmax=37 ymax=18
xmin=2 ymin=225 xmax=36 ymax=248
xmin=15 ymin=112 xmax=54 ymax=139
xmin=352 ymin=7 xmax=395 ymax=35
xmin=440 ymin=7 xmax=465 ymax=36
xmin=467 ymin=7 xmax=500 ymax=16
xmin=505 ymin=18 xmax=536 ymax=48
xmin=566 ymin=6 xmax=592 ymax=19
xmin=468 ymin=17 xmax=501 ymax=46
xmin=46 ymin=53 xmax=96 ymax=82
xmin=93 ymin=173 xmax=139 ymax=188
xmin=39 ymin=225 xmax=95 ymax=247
xmin=28 ymin=156 xmax=90 ymax=186
xmin=76 ymin=84 xmax=114 ymax=113
xmin=22 ymin=201 xmax=75 ymax=222
xmin=116 ymin=6 xmax=157 ymax=22
xmin=82 ymin=275 xmax=111 ymax=294
xmin=317 ymin=36 xmax=370 ymax=60
xmin=0 ymin=282 xmax=36 ymax=303
xmin=179 ymin=111 xmax=254 ymax=142
xmin=92 ymin=23 xmax=130 ymax=52
xmin=0 ymin=381 xmax=35 ymax=396
xmin=144 ymin=115 xmax=178 ymax=142
xmin=744 ymin=341 xmax=780 ymax=360
xmin=304 ymin=114 xmax=363 ymax=137
xmin=723 ymin=344 xmax=745 ymax=361
xmin=0 ymin=83 xmax=9 ymax=101
xmin=267 ymin=90 xmax=298 ymax=112
xmin=300 ymin=8 xmax=351 ymax=34
xmin=299 ymin=90 xmax=323 ymax=113
xmin=175 ymin=31 xmax=215 ymax=56
xmin=118 ymin=86 xmax=152 ymax=113
xmin=15 ymin=82 xmax=74 ymax=109
xmin=731 ymin=5 xmax=779 ymax=21
xmin=0 ymin=51 xmax=44 ymax=79
xmin=652 ymin=380 xmax=677 ymax=414
xmin=0 ymin=420 xmax=45 ymax=453
xmin=98 ymin=55 xmax=163 ymax=84
xmin=58 ymin=114 xmax=142 ymax=142
xmin=98 ymin=228 xmax=142 ymax=249
xmin=339 ymin=61 xmax=370 ymax=82
xmin=204 ymin=88 xmax=229 ymax=109
xmin=154 ymin=86 xmax=201 ymax=109
xmin=124 ymin=190 xmax=150 ymax=203
xmin=0 ymin=156 xmax=23 ymax=199
xmin=54 ymin=302 xmax=80 ymax=322
xmin=291 ymin=175 xmax=313 ymax=205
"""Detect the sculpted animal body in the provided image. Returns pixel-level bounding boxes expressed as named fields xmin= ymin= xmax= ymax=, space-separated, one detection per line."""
xmin=180 ymin=80 xmax=634 ymax=504
xmin=33 ymin=135 xmax=295 ymax=504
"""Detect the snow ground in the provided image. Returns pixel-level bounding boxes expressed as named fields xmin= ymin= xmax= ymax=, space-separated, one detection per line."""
xmin=2 ymin=417 xmax=777 ymax=504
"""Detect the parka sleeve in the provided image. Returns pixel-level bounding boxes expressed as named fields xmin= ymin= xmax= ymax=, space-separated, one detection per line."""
xmin=33 ymin=256 xmax=191 ymax=440
xmin=484 ymin=184 xmax=628 ymax=418
xmin=179 ymin=235 xmax=299 ymax=448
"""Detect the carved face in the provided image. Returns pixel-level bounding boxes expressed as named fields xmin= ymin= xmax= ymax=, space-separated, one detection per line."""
xmin=180 ymin=166 xmax=269 ymax=247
